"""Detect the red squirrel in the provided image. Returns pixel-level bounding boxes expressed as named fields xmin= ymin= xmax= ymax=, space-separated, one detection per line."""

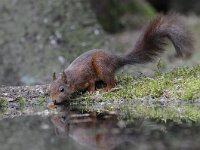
xmin=49 ymin=14 xmax=194 ymax=105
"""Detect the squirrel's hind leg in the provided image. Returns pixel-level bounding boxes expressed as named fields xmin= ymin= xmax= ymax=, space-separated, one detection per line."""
xmin=87 ymin=79 xmax=96 ymax=93
xmin=92 ymin=60 xmax=115 ymax=92
xmin=101 ymin=80 xmax=115 ymax=92
xmin=100 ymin=74 xmax=115 ymax=92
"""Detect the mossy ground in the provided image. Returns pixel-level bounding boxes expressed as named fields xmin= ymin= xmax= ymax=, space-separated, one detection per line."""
xmin=0 ymin=98 xmax=8 ymax=116
xmin=0 ymin=65 xmax=199 ymax=122
xmin=79 ymin=64 xmax=200 ymax=122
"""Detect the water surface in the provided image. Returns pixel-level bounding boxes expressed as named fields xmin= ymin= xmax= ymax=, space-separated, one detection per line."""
xmin=1 ymin=105 xmax=200 ymax=150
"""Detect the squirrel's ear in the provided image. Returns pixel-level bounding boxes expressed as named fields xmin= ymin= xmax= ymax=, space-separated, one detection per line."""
xmin=52 ymin=72 xmax=56 ymax=81
xmin=61 ymin=71 xmax=67 ymax=82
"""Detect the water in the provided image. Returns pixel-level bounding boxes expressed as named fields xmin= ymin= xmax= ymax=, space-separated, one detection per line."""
xmin=0 ymin=106 xmax=200 ymax=150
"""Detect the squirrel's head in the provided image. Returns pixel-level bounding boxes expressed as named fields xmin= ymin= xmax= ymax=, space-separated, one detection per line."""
xmin=49 ymin=71 xmax=71 ymax=105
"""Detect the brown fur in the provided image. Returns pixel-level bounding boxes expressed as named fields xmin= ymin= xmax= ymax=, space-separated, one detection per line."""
xmin=49 ymin=14 xmax=194 ymax=104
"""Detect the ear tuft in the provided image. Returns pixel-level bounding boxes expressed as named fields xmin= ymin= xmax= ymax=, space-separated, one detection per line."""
xmin=61 ymin=71 xmax=67 ymax=82
xmin=52 ymin=72 xmax=56 ymax=81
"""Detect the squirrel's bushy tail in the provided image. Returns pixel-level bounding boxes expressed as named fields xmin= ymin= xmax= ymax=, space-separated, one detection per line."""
xmin=123 ymin=13 xmax=195 ymax=65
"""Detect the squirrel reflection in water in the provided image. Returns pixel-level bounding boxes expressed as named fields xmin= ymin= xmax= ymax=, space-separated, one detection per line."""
xmin=50 ymin=106 xmax=136 ymax=150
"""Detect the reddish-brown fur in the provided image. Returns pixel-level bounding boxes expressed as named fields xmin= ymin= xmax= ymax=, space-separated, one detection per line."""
xmin=49 ymin=14 xmax=194 ymax=104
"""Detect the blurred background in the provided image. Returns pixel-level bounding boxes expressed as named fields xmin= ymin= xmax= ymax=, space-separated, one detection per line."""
xmin=0 ymin=0 xmax=200 ymax=86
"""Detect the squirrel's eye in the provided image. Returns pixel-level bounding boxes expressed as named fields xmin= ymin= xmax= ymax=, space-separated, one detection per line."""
xmin=59 ymin=86 xmax=64 ymax=93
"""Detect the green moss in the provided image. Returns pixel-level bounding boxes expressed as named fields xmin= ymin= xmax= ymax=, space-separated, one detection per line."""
xmin=0 ymin=98 xmax=8 ymax=108
xmin=0 ymin=97 xmax=8 ymax=111
xmin=37 ymin=97 xmax=46 ymax=104
xmin=16 ymin=97 xmax=26 ymax=111
xmin=79 ymin=65 xmax=200 ymax=122
xmin=0 ymin=98 xmax=8 ymax=115
xmin=99 ymin=64 xmax=199 ymax=101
